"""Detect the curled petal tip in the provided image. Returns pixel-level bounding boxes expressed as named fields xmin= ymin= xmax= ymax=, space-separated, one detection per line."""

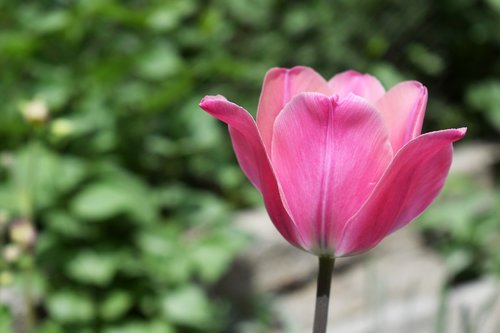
xmin=342 ymin=69 xmax=363 ymax=76
xmin=411 ymin=81 xmax=428 ymax=99
xmin=446 ymin=127 xmax=467 ymax=141
xmin=416 ymin=82 xmax=427 ymax=95
xmin=198 ymin=98 xmax=208 ymax=108
xmin=199 ymin=95 xmax=227 ymax=108
xmin=329 ymin=70 xmax=386 ymax=104
xmin=265 ymin=66 xmax=315 ymax=78
xmin=272 ymin=65 xmax=315 ymax=72
xmin=406 ymin=80 xmax=426 ymax=90
xmin=415 ymin=127 xmax=467 ymax=146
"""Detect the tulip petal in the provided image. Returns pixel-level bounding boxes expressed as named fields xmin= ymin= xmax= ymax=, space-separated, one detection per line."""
xmin=376 ymin=81 xmax=428 ymax=152
xmin=257 ymin=66 xmax=331 ymax=153
xmin=199 ymin=95 xmax=305 ymax=248
xmin=328 ymin=70 xmax=386 ymax=104
xmin=271 ymin=93 xmax=392 ymax=254
xmin=336 ymin=128 xmax=467 ymax=256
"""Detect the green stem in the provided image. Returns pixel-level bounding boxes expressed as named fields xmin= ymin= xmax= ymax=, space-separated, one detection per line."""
xmin=312 ymin=256 xmax=335 ymax=333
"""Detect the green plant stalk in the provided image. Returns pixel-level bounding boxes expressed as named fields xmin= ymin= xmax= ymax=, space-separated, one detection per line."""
xmin=435 ymin=284 xmax=449 ymax=333
xmin=19 ymin=137 xmax=43 ymax=333
xmin=312 ymin=256 xmax=335 ymax=333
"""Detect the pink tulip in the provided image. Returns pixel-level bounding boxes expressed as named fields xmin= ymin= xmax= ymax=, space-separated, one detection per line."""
xmin=199 ymin=66 xmax=466 ymax=257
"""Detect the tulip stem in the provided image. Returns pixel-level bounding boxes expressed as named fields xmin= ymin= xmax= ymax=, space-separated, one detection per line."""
xmin=312 ymin=256 xmax=335 ymax=333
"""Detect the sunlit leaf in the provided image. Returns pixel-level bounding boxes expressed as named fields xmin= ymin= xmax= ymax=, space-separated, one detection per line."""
xmin=47 ymin=291 xmax=95 ymax=323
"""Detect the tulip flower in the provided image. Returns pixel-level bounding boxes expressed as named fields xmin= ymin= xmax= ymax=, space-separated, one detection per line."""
xmin=199 ymin=66 xmax=466 ymax=332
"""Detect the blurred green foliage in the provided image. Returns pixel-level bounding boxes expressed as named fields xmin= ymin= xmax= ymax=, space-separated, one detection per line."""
xmin=0 ymin=0 xmax=498 ymax=332
xmin=420 ymin=175 xmax=500 ymax=283
xmin=0 ymin=305 xmax=13 ymax=333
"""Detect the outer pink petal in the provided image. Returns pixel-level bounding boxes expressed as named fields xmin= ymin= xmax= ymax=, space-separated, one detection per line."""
xmin=271 ymin=93 xmax=393 ymax=255
xmin=336 ymin=128 xmax=467 ymax=257
xmin=376 ymin=81 xmax=428 ymax=152
xmin=328 ymin=70 xmax=386 ymax=104
xmin=199 ymin=95 xmax=305 ymax=249
xmin=256 ymin=66 xmax=331 ymax=153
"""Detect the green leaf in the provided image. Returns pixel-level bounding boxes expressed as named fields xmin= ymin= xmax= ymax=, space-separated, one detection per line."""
xmin=100 ymin=291 xmax=132 ymax=321
xmin=47 ymin=291 xmax=95 ymax=323
xmin=0 ymin=305 xmax=13 ymax=333
xmin=71 ymin=167 xmax=157 ymax=223
xmin=466 ymin=81 xmax=500 ymax=131
xmin=486 ymin=0 xmax=500 ymax=13
xmin=71 ymin=183 xmax=130 ymax=220
xmin=12 ymin=144 xmax=87 ymax=213
xmin=148 ymin=321 xmax=175 ymax=333
xmin=407 ymin=44 xmax=445 ymax=76
xmin=31 ymin=10 xmax=70 ymax=34
xmin=136 ymin=231 xmax=174 ymax=258
xmin=370 ymin=63 xmax=407 ymax=89
xmin=66 ymin=251 xmax=118 ymax=285
xmin=36 ymin=321 xmax=64 ymax=333
xmin=191 ymin=243 xmax=233 ymax=283
xmin=45 ymin=211 xmax=87 ymax=237
xmin=136 ymin=43 xmax=183 ymax=80
xmin=191 ymin=230 xmax=246 ymax=283
xmin=146 ymin=2 xmax=196 ymax=32
xmin=160 ymin=286 xmax=213 ymax=328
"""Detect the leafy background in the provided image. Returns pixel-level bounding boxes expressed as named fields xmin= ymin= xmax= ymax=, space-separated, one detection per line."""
xmin=0 ymin=0 xmax=499 ymax=332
